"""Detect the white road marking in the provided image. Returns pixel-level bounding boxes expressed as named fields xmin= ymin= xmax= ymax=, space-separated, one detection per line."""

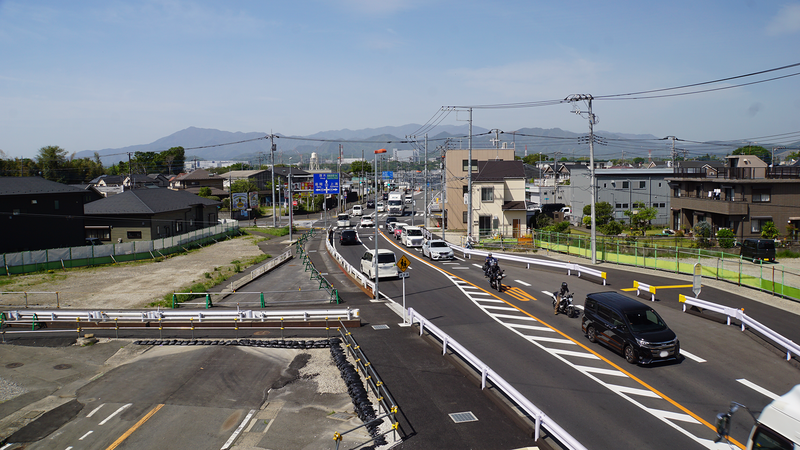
xmin=482 ymin=305 xmax=520 ymax=312
xmin=472 ymin=264 xmax=483 ymax=268
xmin=736 ymin=378 xmax=779 ymax=400
xmin=515 ymin=280 xmax=532 ymax=286
xmin=526 ymin=336 xmax=574 ymax=344
xmin=492 ymin=314 xmax=537 ymax=321
xmin=648 ymin=408 xmax=699 ymax=424
xmin=222 ymin=409 xmax=256 ymax=450
xmin=679 ymin=349 xmax=706 ymax=363
xmin=574 ymin=365 xmax=628 ymax=377
xmin=79 ymin=430 xmax=93 ymax=440
xmin=86 ymin=404 xmax=105 ymax=417
xmin=548 ymin=349 xmax=600 ymax=359
xmin=509 ymin=323 xmax=552 ymax=332
xmin=99 ymin=403 xmax=131 ymax=425
xmin=608 ymin=384 xmax=662 ymax=398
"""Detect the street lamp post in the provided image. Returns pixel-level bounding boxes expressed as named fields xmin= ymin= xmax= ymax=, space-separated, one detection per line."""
xmin=373 ymin=148 xmax=387 ymax=299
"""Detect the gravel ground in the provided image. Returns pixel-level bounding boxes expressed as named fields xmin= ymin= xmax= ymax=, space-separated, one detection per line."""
xmin=0 ymin=235 xmax=265 ymax=310
xmin=299 ymin=349 xmax=348 ymax=395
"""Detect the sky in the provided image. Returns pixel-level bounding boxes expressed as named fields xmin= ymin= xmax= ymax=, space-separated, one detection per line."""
xmin=1 ymin=0 xmax=800 ymax=159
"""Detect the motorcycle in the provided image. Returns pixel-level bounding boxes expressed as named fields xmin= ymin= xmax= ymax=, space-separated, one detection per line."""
xmin=552 ymin=291 xmax=578 ymax=317
xmin=489 ymin=267 xmax=505 ymax=291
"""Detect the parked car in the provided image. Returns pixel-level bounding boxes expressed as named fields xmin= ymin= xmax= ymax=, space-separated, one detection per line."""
xmin=339 ymin=230 xmax=359 ymax=245
xmin=360 ymin=249 xmax=399 ymax=280
xmin=740 ymin=238 xmax=776 ymax=263
xmin=360 ymin=216 xmax=374 ymax=227
xmin=582 ymin=292 xmax=680 ymax=365
xmin=393 ymin=223 xmax=407 ymax=240
xmin=352 ymin=205 xmax=363 ymax=216
xmin=366 ymin=200 xmax=375 ymax=208
xmin=385 ymin=216 xmax=398 ymax=229
xmin=336 ymin=214 xmax=350 ymax=228
xmin=422 ymin=240 xmax=454 ymax=260
xmin=402 ymin=226 xmax=424 ymax=247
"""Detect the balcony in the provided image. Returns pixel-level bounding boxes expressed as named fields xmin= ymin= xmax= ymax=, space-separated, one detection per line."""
xmin=671 ymin=195 xmax=748 ymax=215
xmin=671 ymin=167 xmax=800 ymax=179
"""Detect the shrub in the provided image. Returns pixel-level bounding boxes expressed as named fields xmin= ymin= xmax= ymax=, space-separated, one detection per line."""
xmin=716 ymin=228 xmax=736 ymax=248
xmin=600 ymin=221 xmax=624 ymax=236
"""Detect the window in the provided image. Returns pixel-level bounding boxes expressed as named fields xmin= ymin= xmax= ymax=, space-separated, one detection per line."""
xmin=54 ymin=200 xmax=59 ymax=210
xmin=481 ymin=187 xmax=494 ymax=202
xmin=603 ymin=183 xmax=607 ymax=188
xmin=462 ymin=185 xmax=469 ymax=194
xmin=462 ymin=159 xmax=478 ymax=172
xmin=462 ymin=211 xmax=468 ymax=223
xmin=622 ymin=203 xmax=629 ymax=209
xmin=639 ymin=181 xmax=646 ymax=189
xmin=751 ymin=218 xmax=772 ymax=233
xmin=658 ymin=182 xmax=662 ymax=187
xmin=752 ymin=189 xmax=771 ymax=202
xmin=615 ymin=203 xmax=622 ymax=209
xmin=674 ymin=187 xmax=681 ymax=197
xmin=127 ymin=231 xmax=142 ymax=239
xmin=622 ymin=181 xmax=629 ymax=189
xmin=659 ymin=203 xmax=666 ymax=208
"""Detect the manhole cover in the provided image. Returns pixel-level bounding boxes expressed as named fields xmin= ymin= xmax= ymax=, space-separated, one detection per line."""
xmin=449 ymin=411 xmax=478 ymax=423
xmin=53 ymin=364 xmax=72 ymax=370
xmin=371 ymin=324 xmax=390 ymax=330
xmin=5 ymin=363 xmax=23 ymax=369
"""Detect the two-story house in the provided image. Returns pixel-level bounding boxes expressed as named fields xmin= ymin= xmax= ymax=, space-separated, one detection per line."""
xmin=170 ymin=168 xmax=226 ymax=197
xmin=470 ymin=160 xmax=527 ymax=238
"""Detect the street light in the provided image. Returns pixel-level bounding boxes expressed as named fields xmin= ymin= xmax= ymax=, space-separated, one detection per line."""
xmin=373 ymin=148 xmax=387 ymax=299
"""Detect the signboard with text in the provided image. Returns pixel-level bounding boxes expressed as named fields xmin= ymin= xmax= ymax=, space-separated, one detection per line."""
xmin=231 ymin=193 xmax=248 ymax=211
xmin=313 ymin=173 xmax=340 ymax=194
xmin=382 ymin=171 xmax=394 ymax=180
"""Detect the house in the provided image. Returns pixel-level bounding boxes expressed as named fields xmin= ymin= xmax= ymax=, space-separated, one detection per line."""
xmin=170 ymin=169 xmax=226 ymax=197
xmin=667 ymin=155 xmax=800 ymax=240
xmin=0 ymin=177 xmax=101 ymax=253
xmin=443 ymin=147 xmax=516 ymax=232
xmin=470 ymin=160 xmax=527 ymax=238
xmin=84 ymin=189 xmax=221 ymax=243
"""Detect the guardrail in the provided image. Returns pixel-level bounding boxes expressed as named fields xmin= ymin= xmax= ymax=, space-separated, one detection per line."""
xmin=679 ymin=294 xmax=800 ymax=361
xmin=325 ymin=228 xmax=377 ymax=296
xmin=633 ymin=281 xmax=657 ymax=301
xmin=407 ymin=307 xmax=586 ymax=450
xmin=448 ymin=243 xmax=607 ymax=285
xmin=1 ymin=307 xmax=359 ymax=323
xmin=222 ymin=249 xmax=293 ymax=295
xmin=296 ymin=229 xmax=341 ymax=303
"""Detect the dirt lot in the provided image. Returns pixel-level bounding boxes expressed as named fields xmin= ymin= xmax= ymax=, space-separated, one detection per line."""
xmin=0 ymin=235 xmax=265 ymax=310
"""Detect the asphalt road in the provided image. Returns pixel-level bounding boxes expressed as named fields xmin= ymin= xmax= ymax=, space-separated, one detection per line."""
xmin=331 ymin=199 xmax=800 ymax=450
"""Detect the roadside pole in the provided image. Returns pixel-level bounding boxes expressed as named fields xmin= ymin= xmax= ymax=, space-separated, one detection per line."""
xmin=397 ymin=254 xmax=410 ymax=325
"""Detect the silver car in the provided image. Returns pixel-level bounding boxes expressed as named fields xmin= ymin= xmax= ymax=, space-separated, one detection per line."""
xmin=422 ymin=239 xmax=454 ymax=260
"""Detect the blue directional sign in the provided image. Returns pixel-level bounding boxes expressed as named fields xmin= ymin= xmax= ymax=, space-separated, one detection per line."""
xmin=313 ymin=173 xmax=340 ymax=194
xmin=382 ymin=171 xmax=394 ymax=180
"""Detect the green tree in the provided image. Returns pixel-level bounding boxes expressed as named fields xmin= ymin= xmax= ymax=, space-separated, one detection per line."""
xmin=761 ymin=221 xmax=779 ymax=240
xmin=36 ymin=145 xmax=69 ymax=182
xmin=582 ymin=201 xmax=613 ymax=226
xmin=600 ymin=220 xmax=624 ymax=236
xmin=693 ymin=220 xmax=712 ymax=248
xmin=349 ymin=160 xmax=373 ymax=175
xmin=732 ymin=145 xmax=771 ymax=164
xmin=522 ymin=153 xmax=549 ymax=165
xmin=632 ymin=157 xmax=645 ymax=165
xmin=231 ymin=179 xmax=258 ymax=193
xmin=716 ymin=228 xmax=736 ymax=248
xmin=160 ymin=146 xmax=185 ymax=175
xmin=624 ymin=201 xmax=657 ymax=236
xmin=197 ymin=187 xmax=212 ymax=197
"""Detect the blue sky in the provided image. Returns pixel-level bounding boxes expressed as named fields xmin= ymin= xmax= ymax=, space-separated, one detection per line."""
xmin=1 ymin=0 xmax=799 ymax=159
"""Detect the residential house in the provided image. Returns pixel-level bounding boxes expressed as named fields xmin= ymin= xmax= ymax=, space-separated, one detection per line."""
xmin=170 ymin=169 xmax=226 ymax=197
xmin=0 ymin=177 xmax=101 ymax=253
xmin=84 ymin=189 xmax=221 ymax=243
xmin=667 ymin=155 xmax=800 ymax=240
xmin=443 ymin=147 xmax=515 ymax=232
xmin=470 ymin=160 xmax=527 ymax=238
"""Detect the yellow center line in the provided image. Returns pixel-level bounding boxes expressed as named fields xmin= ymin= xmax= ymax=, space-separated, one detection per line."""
xmin=105 ymin=403 xmax=165 ymax=450
xmin=379 ymin=231 xmax=744 ymax=449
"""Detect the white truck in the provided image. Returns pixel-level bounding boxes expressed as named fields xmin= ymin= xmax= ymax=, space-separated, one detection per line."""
xmin=387 ymin=192 xmax=405 ymax=216
xmin=715 ymin=384 xmax=800 ymax=449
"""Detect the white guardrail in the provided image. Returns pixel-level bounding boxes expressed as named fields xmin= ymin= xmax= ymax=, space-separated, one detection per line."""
xmin=222 ymin=249 xmax=293 ymax=294
xmin=326 ymin=229 xmax=377 ymax=295
xmin=2 ymin=307 xmax=359 ymax=323
xmin=679 ymin=294 xmax=800 ymax=361
xmin=408 ymin=307 xmax=587 ymax=450
xmin=419 ymin=229 xmax=606 ymax=285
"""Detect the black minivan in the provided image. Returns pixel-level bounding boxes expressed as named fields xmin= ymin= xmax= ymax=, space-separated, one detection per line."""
xmin=582 ymin=292 xmax=680 ymax=364
xmin=740 ymin=238 xmax=776 ymax=263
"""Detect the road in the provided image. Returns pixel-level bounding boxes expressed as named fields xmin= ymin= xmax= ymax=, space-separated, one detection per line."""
xmin=330 ymin=191 xmax=800 ymax=450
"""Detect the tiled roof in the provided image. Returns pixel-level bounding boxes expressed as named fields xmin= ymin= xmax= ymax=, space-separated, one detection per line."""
xmin=85 ymin=188 xmax=220 ymax=215
xmin=0 ymin=176 xmax=86 ymax=196
xmin=471 ymin=160 xmax=525 ymax=182
xmin=502 ymin=200 xmax=527 ymax=211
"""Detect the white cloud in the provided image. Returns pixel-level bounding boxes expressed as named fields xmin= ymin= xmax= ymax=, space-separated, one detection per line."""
xmin=766 ymin=3 xmax=800 ymax=35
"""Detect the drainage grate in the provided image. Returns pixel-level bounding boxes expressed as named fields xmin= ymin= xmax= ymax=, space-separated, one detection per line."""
xmin=449 ymin=411 xmax=478 ymax=423
xmin=371 ymin=324 xmax=390 ymax=330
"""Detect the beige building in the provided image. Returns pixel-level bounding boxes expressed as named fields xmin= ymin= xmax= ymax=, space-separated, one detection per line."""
xmin=443 ymin=147 xmax=517 ymax=234
xmin=470 ymin=160 xmax=528 ymax=238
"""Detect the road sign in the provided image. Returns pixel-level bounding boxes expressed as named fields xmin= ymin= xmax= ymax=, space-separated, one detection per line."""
xmin=398 ymin=271 xmax=410 ymax=278
xmin=397 ymin=254 xmax=410 ymax=272
xmin=692 ymin=263 xmax=702 ymax=297
xmin=382 ymin=171 xmax=394 ymax=180
xmin=313 ymin=173 xmax=340 ymax=194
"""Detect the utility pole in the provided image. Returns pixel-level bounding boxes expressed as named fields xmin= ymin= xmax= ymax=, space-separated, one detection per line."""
xmin=271 ymin=135 xmax=277 ymax=228
xmin=373 ymin=149 xmax=387 ymax=299
xmin=468 ymin=108 xmax=473 ymax=238
xmin=288 ymin=171 xmax=293 ymax=241
xmin=566 ymin=94 xmax=598 ymax=264
xmin=667 ymin=136 xmax=676 ymax=169
xmin=424 ymin=134 xmax=428 ymax=229
xmin=337 ymin=144 xmax=342 ymax=213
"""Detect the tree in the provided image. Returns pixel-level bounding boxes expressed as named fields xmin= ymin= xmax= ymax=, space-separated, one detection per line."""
xmin=582 ymin=201 xmax=613 ymax=226
xmin=732 ymin=145 xmax=771 ymax=164
xmin=36 ymin=145 xmax=68 ymax=182
xmin=198 ymin=187 xmax=212 ymax=197
xmin=761 ymin=221 xmax=779 ymax=240
xmin=231 ymin=179 xmax=258 ymax=193
xmin=522 ymin=153 xmax=549 ymax=165
xmin=600 ymin=220 xmax=624 ymax=236
xmin=623 ymin=201 xmax=657 ymax=236
xmin=693 ymin=220 xmax=712 ymax=247
xmin=349 ymin=160 xmax=372 ymax=175
xmin=716 ymin=228 xmax=735 ymax=248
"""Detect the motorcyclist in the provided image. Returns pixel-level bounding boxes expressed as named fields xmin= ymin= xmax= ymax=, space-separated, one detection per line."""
xmin=483 ymin=252 xmax=498 ymax=276
xmin=555 ymin=282 xmax=569 ymax=315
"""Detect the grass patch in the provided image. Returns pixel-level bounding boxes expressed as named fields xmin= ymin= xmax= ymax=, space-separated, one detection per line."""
xmin=262 ymin=226 xmax=294 ymax=237
xmin=777 ymin=249 xmax=800 ymax=259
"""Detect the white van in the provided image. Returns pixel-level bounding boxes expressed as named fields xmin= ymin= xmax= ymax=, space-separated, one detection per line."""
xmin=352 ymin=205 xmax=363 ymax=216
xmin=336 ymin=214 xmax=350 ymax=228
xmin=402 ymin=226 xmax=424 ymax=247
xmin=360 ymin=249 xmax=399 ymax=280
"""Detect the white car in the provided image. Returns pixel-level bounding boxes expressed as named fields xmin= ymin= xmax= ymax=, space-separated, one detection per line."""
xmin=352 ymin=205 xmax=363 ymax=216
xmin=360 ymin=249 xmax=399 ymax=280
xmin=336 ymin=213 xmax=350 ymax=228
xmin=422 ymin=240 xmax=454 ymax=260
xmin=360 ymin=216 xmax=374 ymax=227
xmin=402 ymin=226 xmax=424 ymax=247
xmin=404 ymin=194 xmax=413 ymax=204
xmin=376 ymin=202 xmax=385 ymax=212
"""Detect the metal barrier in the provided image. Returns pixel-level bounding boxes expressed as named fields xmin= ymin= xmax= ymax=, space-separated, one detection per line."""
xmin=407 ymin=307 xmax=587 ymax=450
xmin=221 ymin=249 xmax=294 ymax=296
xmin=325 ymin=228 xmax=377 ymax=296
xmin=679 ymin=294 xmax=800 ymax=361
